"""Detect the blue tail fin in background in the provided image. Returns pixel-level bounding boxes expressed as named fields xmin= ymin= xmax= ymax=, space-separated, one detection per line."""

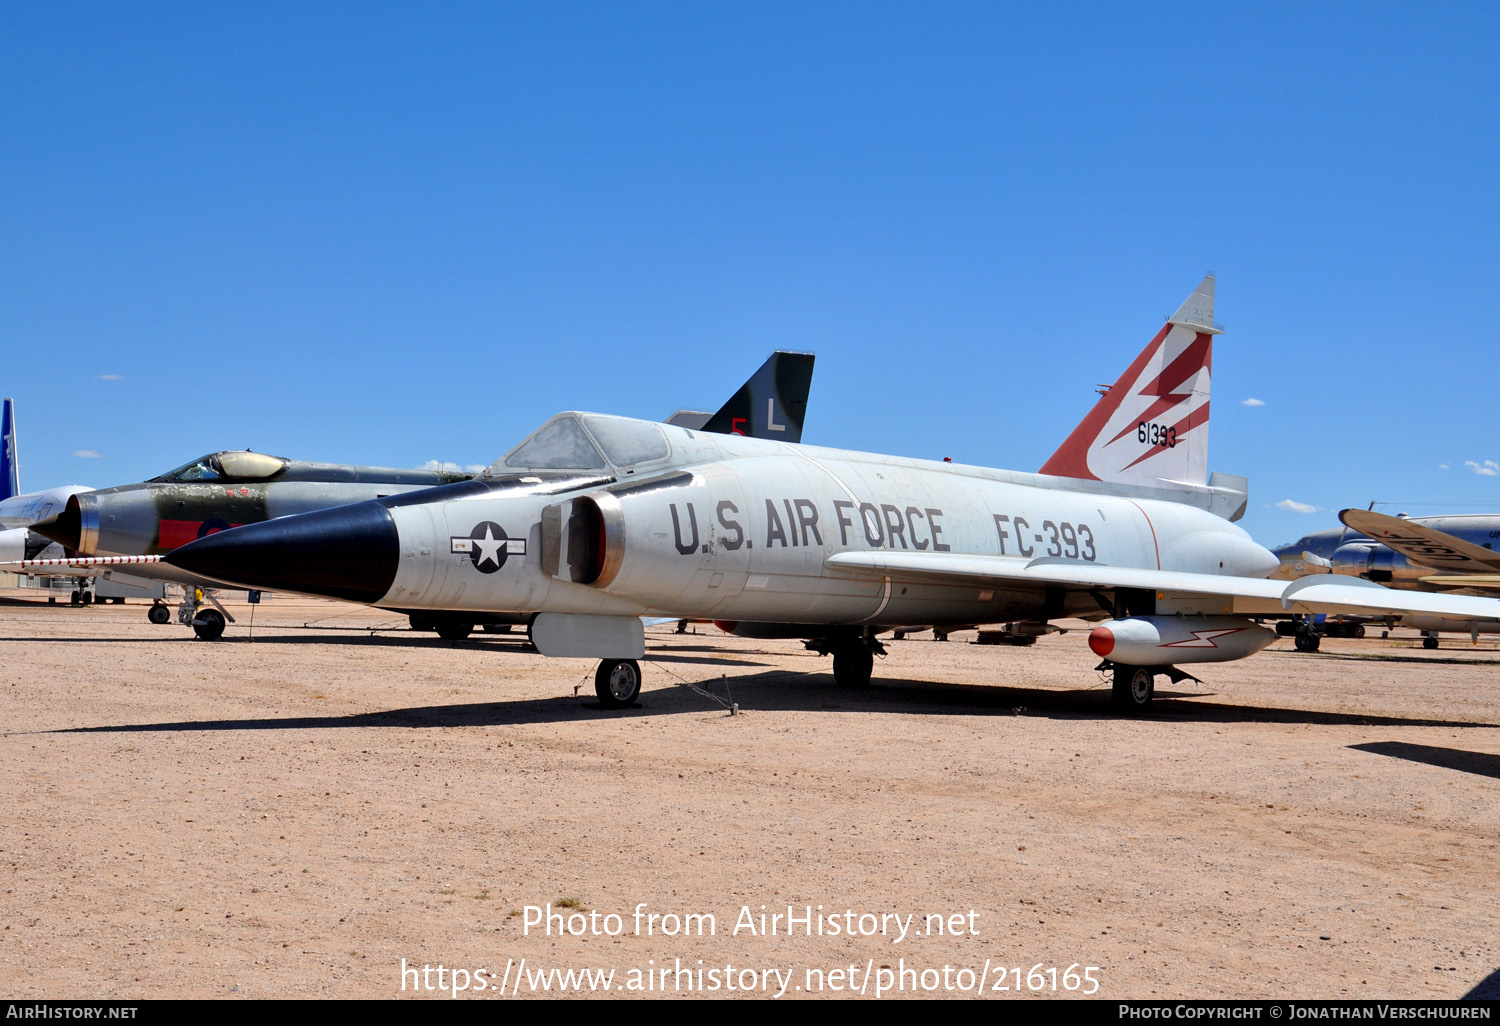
xmin=1 ymin=398 xmax=17 ymax=501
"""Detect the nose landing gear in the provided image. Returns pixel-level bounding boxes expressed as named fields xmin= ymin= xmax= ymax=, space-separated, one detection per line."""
xmin=179 ymin=587 xmax=235 ymax=640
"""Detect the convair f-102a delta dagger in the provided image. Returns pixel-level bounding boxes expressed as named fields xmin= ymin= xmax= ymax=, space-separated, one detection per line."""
xmin=165 ymin=278 xmax=1500 ymax=710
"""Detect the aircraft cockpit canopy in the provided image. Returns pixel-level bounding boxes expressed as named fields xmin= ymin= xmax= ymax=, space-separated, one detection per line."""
xmin=489 ymin=413 xmax=672 ymax=475
xmin=154 ymin=451 xmax=291 ymax=483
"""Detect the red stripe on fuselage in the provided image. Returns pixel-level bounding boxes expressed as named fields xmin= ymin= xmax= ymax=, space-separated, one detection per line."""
xmin=1123 ymin=499 xmax=1161 ymax=569
xmin=158 ymin=519 xmax=244 ymax=551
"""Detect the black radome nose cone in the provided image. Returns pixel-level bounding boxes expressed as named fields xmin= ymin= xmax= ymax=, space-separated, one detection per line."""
xmin=164 ymin=501 xmax=400 ymax=604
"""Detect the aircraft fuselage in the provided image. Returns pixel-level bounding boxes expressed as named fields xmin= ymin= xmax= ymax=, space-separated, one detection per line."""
xmin=205 ymin=424 xmax=1278 ymax=630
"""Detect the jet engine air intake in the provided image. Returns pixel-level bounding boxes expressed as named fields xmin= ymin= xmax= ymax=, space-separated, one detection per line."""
xmin=542 ymin=494 xmax=624 ymax=588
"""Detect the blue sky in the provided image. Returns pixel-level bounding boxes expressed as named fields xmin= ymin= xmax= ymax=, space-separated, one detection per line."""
xmin=3 ymin=2 xmax=1496 ymax=546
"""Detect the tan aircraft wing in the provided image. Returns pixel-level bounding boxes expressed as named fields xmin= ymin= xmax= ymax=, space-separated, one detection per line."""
xmin=1339 ymin=509 xmax=1500 ymax=573
xmin=824 ymin=551 xmax=1500 ymax=621
xmin=1419 ymin=575 xmax=1500 ymax=589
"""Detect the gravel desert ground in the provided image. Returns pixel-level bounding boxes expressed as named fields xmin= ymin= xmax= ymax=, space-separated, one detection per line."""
xmin=2 ymin=592 xmax=1498 ymax=1000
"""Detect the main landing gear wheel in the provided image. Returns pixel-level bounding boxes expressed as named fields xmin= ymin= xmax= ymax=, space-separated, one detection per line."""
xmin=833 ymin=646 xmax=874 ymax=688
xmin=594 ymin=659 xmax=642 ymax=708
xmin=1294 ymin=630 xmax=1321 ymax=653
xmin=1423 ymin=636 xmax=1439 ymax=650
xmin=436 ymin=623 xmax=473 ymax=641
xmin=193 ymin=608 xmax=226 ymax=641
xmin=1111 ymin=665 xmax=1155 ymax=712
xmin=148 ymin=603 xmax=171 ymax=625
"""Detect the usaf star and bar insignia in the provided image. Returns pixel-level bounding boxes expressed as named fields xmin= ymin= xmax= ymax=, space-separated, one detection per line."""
xmin=450 ymin=521 xmax=526 ymax=574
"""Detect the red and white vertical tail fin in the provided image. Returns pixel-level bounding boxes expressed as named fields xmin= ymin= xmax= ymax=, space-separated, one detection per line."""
xmin=1039 ymin=276 xmax=1220 ymax=488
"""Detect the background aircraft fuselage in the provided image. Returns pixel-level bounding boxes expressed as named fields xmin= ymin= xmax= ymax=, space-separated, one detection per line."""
xmin=1275 ymin=515 xmax=1500 ymax=590
xmin=38 ymin=458 xmax=469 ymax=558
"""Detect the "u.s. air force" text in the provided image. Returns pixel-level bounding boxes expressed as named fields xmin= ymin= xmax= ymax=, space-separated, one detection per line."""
xmin=664 ymin=498 xmax=1097 ymax=562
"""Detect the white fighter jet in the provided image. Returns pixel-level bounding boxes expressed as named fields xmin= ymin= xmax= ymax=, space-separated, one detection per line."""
xmin=164 ymin=279 xmax=1500 ymax=711
xmin=0 ymin=397 xmax=112 ymax=602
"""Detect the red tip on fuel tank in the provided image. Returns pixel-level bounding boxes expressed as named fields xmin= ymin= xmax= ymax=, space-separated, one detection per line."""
xmin=713 ymin=620 xmax=738 ymax=634
xmin=1088 ymin=626 xmax=1115 ymax=658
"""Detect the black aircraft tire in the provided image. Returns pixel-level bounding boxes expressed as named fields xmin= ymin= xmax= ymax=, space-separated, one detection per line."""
xmin=436 ymin=623 xmax=474 ymax=641
xmin=193 ymin=609 xmax=226 ymax=641
xmin=1353 ymin=624 xmax=1366 ymax=639
xmin=1423 ymin=637 xmax=1439 ymax=650
xmin=594 ymin=659 xmax=642 ymax=708
xmin=147 ymin=604 xmax=171 ymax=625
xmin=833 ymin=647 xmax=874 ymax=688
xmin=1111 ymin=666 xmax=1155 ymax=712
xmin=1294 ymin=631 xmax=1321 ymax=653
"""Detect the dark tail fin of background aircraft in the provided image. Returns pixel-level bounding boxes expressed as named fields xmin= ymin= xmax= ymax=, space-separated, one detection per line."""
xmin=1 ymin=398 xmax=18 ymax=501
xmin=665 ymin=351 xmax=816 ymax=443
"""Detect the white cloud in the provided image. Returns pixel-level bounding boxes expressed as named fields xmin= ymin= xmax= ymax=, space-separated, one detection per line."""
xmin=1275 ymin=499 xmax=1320 ymax=513
xmin=97 ymin=373 xmax=122 ymax=381
xmin=73 ymin=449 xmax=102 ymax=459
xmin=420 ymin=460 xmax=488 ymax=474
xmin=1464 ymin=460 xmax=1499 ymax=477
xmin=1240 ymin=397 xmax=1265 ymax=407
xmin=1438 ymin=464 xmax=1450 ymax=471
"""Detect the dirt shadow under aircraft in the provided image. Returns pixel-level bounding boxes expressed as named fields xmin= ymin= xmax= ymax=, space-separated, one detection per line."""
xmin=1348 ymin=741 xmax=1500 ymax=780
xmin=1312 ymin=652 xmax=1500 ymax=668
xmin=1465 ymin=967 xmax=1500 ymax=999
xmin=38 ymin=668 xmax=1499 ymax=736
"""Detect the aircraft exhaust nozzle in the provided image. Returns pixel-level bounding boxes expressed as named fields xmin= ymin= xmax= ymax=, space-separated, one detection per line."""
xmin=31 ymin=493 xmax=90 ymax=552
xmin=1088 ymin=615 xmax=1275 ymax=666
xmin=164 ymin=500 xmax=401 ymax=603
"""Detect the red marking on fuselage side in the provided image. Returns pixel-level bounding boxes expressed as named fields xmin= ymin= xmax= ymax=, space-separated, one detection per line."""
xmin=1123 ymin=499 xmax=1161 ymax=569
xmin=1039 ymin=323 xmax=1172 ymax=480
xmin=158 ymin=519 xmax=245 ymax=551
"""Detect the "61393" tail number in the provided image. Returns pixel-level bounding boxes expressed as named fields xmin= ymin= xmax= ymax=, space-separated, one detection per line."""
xmin=1137 ymin=421 xmax=1177 ymax=448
